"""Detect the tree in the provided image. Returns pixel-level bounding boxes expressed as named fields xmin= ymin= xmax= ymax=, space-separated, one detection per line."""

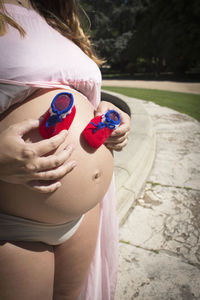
xmin=80 ymin=0 xmax=200 ymax=76
xmin=80 ymin=0 xmax=139 ymax=72
xmin=131 ymin=0 xmax=200 ymax=75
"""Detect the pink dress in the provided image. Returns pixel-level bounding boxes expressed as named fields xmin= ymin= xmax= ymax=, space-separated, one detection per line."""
xmin=0 ymin=4 xmax=118 ymax=300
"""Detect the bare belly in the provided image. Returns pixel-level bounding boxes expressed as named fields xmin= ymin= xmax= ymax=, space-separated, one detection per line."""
xmin=0 ymin=89 xmax=113 ymax=224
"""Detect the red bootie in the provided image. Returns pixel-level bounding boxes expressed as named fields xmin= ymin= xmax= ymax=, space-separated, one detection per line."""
xmin=39 ymin=92 xmax=76 ymax=139
xmin=83 ymin=110 xmax=120 ymax=149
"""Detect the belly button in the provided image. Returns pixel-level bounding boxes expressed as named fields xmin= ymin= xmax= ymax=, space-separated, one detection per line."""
xmin=92 ymin=169 xmax=102 ymax=182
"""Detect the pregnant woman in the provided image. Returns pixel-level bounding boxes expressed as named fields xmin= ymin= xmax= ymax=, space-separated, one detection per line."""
xmin=0 ymin=1 xmax=130 ymax=299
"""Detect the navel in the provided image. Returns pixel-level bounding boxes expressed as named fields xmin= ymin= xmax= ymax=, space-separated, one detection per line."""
xmin=92 ymin=169 xmax=102 ymax=183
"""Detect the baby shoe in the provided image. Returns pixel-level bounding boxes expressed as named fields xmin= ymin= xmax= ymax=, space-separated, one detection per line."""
xmin=83 ymin=109 xmax=120 ymax=149
xmin=39 ymin=92 xmax=76 ymax=139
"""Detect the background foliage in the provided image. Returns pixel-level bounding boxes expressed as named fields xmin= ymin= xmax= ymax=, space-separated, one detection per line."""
xmin=80 ymin=0 xmax=200 ymax=77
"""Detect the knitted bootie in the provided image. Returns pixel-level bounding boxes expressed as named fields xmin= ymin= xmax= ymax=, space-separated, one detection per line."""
xmin=39 ymin=92 xmax=76 ymax=139
xmin=83 ymin=110 xmax=120 ymax=149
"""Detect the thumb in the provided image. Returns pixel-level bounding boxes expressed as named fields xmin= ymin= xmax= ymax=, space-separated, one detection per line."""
xmin=94 ymin=102 xmax=108 ymax=117
xmin=13 ymin=119 xmax=40 ymax=136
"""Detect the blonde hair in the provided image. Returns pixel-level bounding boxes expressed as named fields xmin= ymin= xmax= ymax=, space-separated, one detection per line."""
xmin=0 ymin=0 xmax=104 ymax=66
xmin=0 ymin=1 xmax=25 ymax=36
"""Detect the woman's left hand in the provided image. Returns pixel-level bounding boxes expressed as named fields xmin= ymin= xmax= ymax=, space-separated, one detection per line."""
xmin=95 ymin=101 xmax=131 ymax=151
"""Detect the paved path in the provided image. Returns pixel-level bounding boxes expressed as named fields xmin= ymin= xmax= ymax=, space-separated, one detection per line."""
xmin=103 ymin=81 xmax=200 ymax=299
xmin=102 ymin=80 xmax=200 ymax=95
xmin=115 ymin=100 xmax=200 ymax=299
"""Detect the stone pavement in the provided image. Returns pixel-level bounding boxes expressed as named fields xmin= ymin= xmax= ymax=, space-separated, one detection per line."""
xmin=104 ymin=89 xmax=200 ymax=299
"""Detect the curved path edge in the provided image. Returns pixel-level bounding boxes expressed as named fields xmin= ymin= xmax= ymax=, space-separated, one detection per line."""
xmin=102 ymin=90 xmax=156 ymax=227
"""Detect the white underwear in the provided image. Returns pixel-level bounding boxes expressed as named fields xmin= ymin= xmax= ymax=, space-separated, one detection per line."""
xmin=0 ymin=212 xmax=84 ymax=245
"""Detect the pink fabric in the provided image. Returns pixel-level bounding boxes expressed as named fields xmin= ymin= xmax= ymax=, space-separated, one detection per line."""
xmin=0 ymin=4 xmax=118 ymax=299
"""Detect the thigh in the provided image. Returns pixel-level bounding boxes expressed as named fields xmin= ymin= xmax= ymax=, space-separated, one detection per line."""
xmin=53 ymin=203 xmax=100 ymax=300
xmin=0 ymin=241 xmax=54 ymax=300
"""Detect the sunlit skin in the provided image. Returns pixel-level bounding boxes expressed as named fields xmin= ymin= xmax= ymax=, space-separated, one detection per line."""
xmin=0 ymin=2 xmax=130 ymax=299
xmin=0 ymin=89 xmax=114 ymax=224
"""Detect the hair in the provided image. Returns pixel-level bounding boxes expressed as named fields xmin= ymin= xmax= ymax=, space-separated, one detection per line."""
xmin=0 ymin=0 xmax=104 ymax=66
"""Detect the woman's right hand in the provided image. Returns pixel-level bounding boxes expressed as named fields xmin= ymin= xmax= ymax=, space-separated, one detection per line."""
xmin=0 ymin=119 xmax=76 ymax=193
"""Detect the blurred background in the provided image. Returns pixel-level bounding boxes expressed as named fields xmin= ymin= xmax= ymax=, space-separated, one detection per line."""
xmin=80 ymin=0 xmax=200 ymax=81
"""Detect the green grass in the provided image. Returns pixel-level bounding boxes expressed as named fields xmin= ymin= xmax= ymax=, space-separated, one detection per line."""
xmin=102 ymin=86 xmax=200 ymax=122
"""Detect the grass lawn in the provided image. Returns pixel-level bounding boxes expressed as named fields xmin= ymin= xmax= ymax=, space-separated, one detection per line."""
xmin=102 ymin=86 xmax=200 ymax=122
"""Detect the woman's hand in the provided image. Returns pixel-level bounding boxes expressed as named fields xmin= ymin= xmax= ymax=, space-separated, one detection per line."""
xmin=95 ymin=101 xmax=131 ymax=151
xmin=0 ymin=119 xmax=76 ymax=193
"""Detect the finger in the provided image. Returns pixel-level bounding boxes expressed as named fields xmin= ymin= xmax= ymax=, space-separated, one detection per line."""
xmin=33 ymin=130 xmax=68 ymax=156
xmin=27 ymin=144 xmax=75 ymax=172
xmin=95 ymin=102 xmax=130 ymax=129
xmin=32 ymin=160 xmax=77 ymax=181
xmin=106 ymin=139 xmax=128 ymax=152
xmin=105 ymin=134 xmax=128 ymax=144
xmin=108 ymin=129 xmax=130 ymax=143
xmin=11 ymin=119 xmax=40 ymax=136
xmin=111 ymin=123 xmax=130 ymax=137
xmin=116 ymin=111 xmax=131 ymax=129
xmin=94 ymin=101 xmax=113 ymax=116
xmin=26 ymin=180 xmax=61 ymax=193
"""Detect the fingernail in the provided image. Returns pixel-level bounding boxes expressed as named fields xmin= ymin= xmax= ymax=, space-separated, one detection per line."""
xmin=65 ymin=144 xmax=74 ymax=151
xmin=112 ymin=131 xmax=118 ymax=136
xmin=71 ymin=161 xmax=77 ymax=167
